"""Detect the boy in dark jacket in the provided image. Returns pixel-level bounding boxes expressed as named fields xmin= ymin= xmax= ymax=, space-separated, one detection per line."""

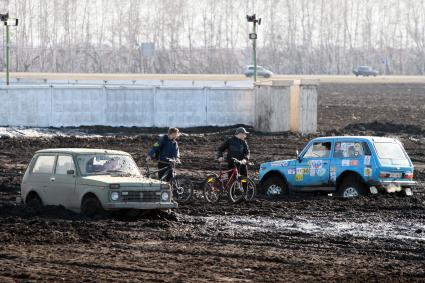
xmin=217 ymin=127 xmax=250 ymax=177
xmin=146 ymin=128 xmax=180 ymax=180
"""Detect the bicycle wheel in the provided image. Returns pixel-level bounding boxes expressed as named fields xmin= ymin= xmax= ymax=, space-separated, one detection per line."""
xmin=203 ymin=175 xmax=221 ymax=203
xmin=229 ymin=179 xmax=245 ymax=203
xmin=172 ymin=176 xmax=194 ymax=204
xmin=241 ymin=177 xmax=256 ymax=202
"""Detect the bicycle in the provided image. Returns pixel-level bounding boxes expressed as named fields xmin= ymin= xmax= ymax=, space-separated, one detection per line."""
xmin=203 ymin=158 xmax=256 ymax=203
xmin=145 ymin=158 xmax=194 ymax=204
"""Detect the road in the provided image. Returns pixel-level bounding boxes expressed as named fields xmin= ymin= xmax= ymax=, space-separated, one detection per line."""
xmin=1 ymin=72 xmax=425 ymax=84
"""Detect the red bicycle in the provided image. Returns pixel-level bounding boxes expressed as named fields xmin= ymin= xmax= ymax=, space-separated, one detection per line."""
xmin=203 ymin=158 xmax=256 ymax=203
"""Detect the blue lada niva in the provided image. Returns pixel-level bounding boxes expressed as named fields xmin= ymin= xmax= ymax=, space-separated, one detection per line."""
xmin=258 ymin=136 xmax=416 ymax=198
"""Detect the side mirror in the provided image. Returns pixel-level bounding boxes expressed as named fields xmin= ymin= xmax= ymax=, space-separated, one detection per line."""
xmin=67 ymin=169 xmax=75 ymax=175
xmin=296 ymin=150 xmax=302 ymax=162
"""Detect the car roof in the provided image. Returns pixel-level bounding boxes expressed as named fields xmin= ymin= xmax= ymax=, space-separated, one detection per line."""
xmin=35 ymin=148 xmax=131 ymax=155
xmin=311 ymin=136 xmax=398 ymax=143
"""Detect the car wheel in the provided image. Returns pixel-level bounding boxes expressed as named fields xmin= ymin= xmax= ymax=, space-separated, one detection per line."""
xmin=261 ymin=175 xmax=288 ymax=199
xmin=26 ymin=193 xmax=42 ymax=209
xmin=81 ymin=196 xmax=104 ymax=218
xmin=337 ymin=177 xmax=365 ymax=198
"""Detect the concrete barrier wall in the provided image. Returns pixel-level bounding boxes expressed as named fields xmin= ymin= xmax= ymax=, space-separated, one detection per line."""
xmin=0 ymin=85 xmax=254 ymax=128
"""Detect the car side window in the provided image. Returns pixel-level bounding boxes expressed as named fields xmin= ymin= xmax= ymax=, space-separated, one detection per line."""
xmin=334 ymin=142 xmax=368 ymax=158
xmin=32 ymin=155 xmax=56 ymax=174
xmin=56 ymin=155 xmax=75 ymax=175
xmin=303 ymin=142 xmax=332 ymax=158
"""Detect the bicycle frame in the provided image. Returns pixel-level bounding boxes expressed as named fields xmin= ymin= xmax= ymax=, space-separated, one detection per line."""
xmin=145 ymin=160 xmax=177 ymax=182
xmin=215 ymin=163 xmax=241 ymax=191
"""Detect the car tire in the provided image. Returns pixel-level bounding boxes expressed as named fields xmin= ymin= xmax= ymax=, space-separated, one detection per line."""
xmin=337 ymin=176 xmax=365 ymax=198
xmin=81 ymin=196 xmax=104 ymax=218
xmin=261 ymin=175 xmax=288 ymax=199
xmin=26 ymin=193 xmax=42 ymax=209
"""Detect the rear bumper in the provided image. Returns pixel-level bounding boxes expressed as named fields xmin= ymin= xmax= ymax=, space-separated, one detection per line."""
xmin=369 ymin=180 xmax=416 ymax=193
xmin=103 ymin=201 xmax=178 ymax=210
xmin=371 ymin=180 xmax=417 ymax=187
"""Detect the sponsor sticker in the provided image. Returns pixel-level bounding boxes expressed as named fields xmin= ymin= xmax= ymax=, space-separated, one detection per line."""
xmin=295 ymin=174 xmax=303 ymax=181
xmin=310 ymin=160 xmax=323 ymax=169
xmin=317 ymin=168 xmax=326 ymax=176
xmin=350 ymin=160 xmax=359 ymax=166
xmin=364 ymin=155 xmax=371 ymax=166
xmin=342 ymin=159 xmax=350 ymax=166
xmin=330 ymin=172 xmax=337 ymax=182
xmin=287 ymin=168 xmax=296 ymax=175
xmin=330 ymin=166 xmax=337 ymax=173
xmin=310 ymin=169 xmax=316 ymax=176
xmin=364 ymin=167 xmax=372 ymax=177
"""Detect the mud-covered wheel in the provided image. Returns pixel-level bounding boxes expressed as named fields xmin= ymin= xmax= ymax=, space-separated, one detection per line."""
xmin=337 ymin=176 xmax=365 ymax=198
xmin=242 ymin=177 xmax=256 ymax=202
xmin=261 ymin=175 xmax=288 ymax=199
xmin=26 ymin=193 xmax=42 ymax=209
xmin=203 ymin=175 xmax=221 ymax=203
xmin=81 ymin=196 xmax=104 ymax=218
xmin=172 ymin=176 xmax=194 ymax=204
xmin=228 ymin=180 xmax=245 ymax=203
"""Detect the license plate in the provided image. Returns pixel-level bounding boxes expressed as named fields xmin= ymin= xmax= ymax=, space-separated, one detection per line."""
xmin=369 ymin=186 xmax=378 ymax=194
xmin=389 ymin=173 xmax=402 ymax=178
xmin=405 ymin=188 xmax=413 ymax=196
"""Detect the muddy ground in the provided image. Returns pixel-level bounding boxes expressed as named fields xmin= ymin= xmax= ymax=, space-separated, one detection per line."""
xmin=1 ymin=83 xmax=425 ymax=282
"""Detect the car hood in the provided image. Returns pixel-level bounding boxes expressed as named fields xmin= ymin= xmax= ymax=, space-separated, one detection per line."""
xmin=80 ymin=175 xmax=164 ymax=187
xmin=262 ymin=159 xmax=297 ymax=169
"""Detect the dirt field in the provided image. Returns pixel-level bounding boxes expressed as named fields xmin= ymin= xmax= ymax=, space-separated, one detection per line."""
xmin=1 ymin=83 xmax=425 ymax=282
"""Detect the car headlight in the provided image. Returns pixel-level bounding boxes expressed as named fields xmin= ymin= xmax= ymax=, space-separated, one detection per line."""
xmin=110 ymin=192 xmax=120 ymax=201
xmin=161 ymin=191 xmax=169 ymax=202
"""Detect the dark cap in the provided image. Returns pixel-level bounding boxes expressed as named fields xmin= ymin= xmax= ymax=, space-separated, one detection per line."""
xmin=235 ymin=127 xmax=249 ymax=135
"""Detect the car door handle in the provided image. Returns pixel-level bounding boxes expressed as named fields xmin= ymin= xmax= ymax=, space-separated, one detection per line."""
xmin=50 ymin=177 xmax=55 ymax=182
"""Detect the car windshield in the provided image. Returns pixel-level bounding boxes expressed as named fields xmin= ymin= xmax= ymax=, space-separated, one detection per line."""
xmin=374 ymin=142 xmax=410 ymax=166
xmin=77 ymin=154 xmax=141 ymax=176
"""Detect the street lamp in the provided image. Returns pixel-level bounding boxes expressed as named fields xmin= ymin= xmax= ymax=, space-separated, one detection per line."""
xmin=1 ymin=13 xmax=19 ymax=85
xmin=246 ymin=14 xmax=261 ymax=82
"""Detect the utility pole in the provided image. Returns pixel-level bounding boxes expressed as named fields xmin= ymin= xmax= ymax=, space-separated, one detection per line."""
xmin=246 ymin=14 xmax=261 ymax=82
xmin=1 ymin=13 xmax=18 ymax=85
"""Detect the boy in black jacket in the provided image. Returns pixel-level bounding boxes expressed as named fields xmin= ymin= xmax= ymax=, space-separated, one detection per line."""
xmin=217 ymin=127 xmax=250 ymax=177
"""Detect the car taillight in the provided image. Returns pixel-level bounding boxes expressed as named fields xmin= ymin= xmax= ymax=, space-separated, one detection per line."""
xmin=404 ymin=172 xmax=414 ymax=179
xmin=379 ymin=172 xmax=391 ymax=178
xmin=379 ymin=172 xmax=402 ymax=178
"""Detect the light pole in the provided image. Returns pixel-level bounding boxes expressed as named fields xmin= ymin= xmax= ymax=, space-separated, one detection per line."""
xmin=246 ymin=14 xmax=261 ymax=82
xmin=1 ymin=13 xmax=19 ymax=85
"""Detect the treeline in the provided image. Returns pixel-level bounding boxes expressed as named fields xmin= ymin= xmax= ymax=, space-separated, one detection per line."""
xmin=1 ymin=0 xmax=425 ymax=74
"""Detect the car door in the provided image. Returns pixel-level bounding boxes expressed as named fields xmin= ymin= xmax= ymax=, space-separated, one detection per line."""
xmin=30 ymin=154 xmax=57 ymax=205
xmin=330 ymin=140 xmax=371 ymax=184
xmin=294 ymin=141 xmax=332 ymax=188
xmin=50 ymin=154 xmax=77 ymax=208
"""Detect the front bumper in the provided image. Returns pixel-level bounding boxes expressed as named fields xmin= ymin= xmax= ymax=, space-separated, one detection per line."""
xmin=103 ymin=201 xmax=178 ymax=210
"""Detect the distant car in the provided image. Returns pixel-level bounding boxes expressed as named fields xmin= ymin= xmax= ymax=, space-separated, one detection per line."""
xmin=244 ymin=65 xmax=273 ymax=78
xmin=258 ymin=136 xmax=416 ymax=198
xmin=19 ymin=148 xmax=177 ymax=217
xmin=353 ymin=66 xmax=379 ymax=77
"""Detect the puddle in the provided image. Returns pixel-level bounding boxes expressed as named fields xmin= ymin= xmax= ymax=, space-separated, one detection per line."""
xmin=198 ymin=215 xmax=425 ymax=241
